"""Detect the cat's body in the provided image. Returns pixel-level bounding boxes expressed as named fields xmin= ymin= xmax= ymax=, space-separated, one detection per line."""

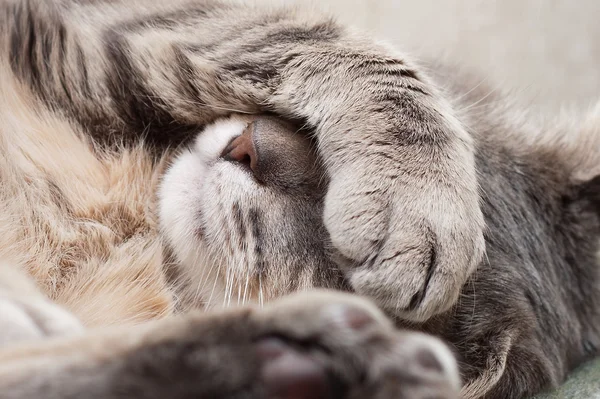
xmin=423 ymin=71 xmax=600 ymax=397
xmin=158 ymin=75 xmax=600 ymax=398
xmin=0 ymin=0 xmax=598 ymax=398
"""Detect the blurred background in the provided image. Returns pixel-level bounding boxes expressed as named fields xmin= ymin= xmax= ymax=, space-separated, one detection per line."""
xmin=313 ymin=0 xmax=600 ymax=115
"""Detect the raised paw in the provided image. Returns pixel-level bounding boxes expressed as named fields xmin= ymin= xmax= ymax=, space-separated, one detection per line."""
xmin=252 ymin=291 xmax=460 ymax=399
xmin=325 ymin=147 xmax=485 ymax=322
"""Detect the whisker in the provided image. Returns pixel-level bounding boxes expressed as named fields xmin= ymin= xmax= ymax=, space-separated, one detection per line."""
xmin=452 ymin=77 xmax=490 ymax=103
xmin=236 ymin=277 xmax=242 ymax=306
xmin=242 ymin=269 xmax=250 ymax=306
xmin=223 ymin=263 xmax=231 ymax=308
xmin=457 ymin=87 xmax=499 ymax=114
xmin=258 ymin=273 xmax=264 ymax=308
xmin=195 ymin=256 xmax=219 ymax=305
xmin=226 ymin=263 xmax=234 ymax=308
xmin=206 ymin=271 xmax=220 ymax=310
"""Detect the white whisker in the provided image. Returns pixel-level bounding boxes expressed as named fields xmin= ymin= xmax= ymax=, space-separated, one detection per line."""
xmin=258 ymin=273 xmax=264 ymax=308
xmin=226 ymin=263 xmax=234 ymax=308
xmin=206 ymin=271 xmax=220 ymax=310
xmin=223 ymin=263 xmax=231 ymax=308
xmin=242 ymin=269 xmax=250 ymax=306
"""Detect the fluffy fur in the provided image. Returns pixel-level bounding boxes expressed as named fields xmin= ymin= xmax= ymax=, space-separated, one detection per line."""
xmin=2 ymin=0 xmax=486 ymax=323
xmin=0 ymin=66 xmax=174 ymax=327
xmin=0 ymin=0 xmax=598 ymax=398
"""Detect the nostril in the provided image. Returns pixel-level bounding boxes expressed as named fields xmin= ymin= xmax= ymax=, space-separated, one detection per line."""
xmin=221 ymin=121 xmax=258 ymax=173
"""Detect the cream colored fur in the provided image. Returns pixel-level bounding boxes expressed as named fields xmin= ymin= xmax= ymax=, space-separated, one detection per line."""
xmin=0 ymin=64 xmax=174 ymax=328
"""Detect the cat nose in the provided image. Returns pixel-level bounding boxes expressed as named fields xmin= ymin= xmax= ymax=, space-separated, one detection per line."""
xmin=222 ymin=121 xmax=258 ymax=173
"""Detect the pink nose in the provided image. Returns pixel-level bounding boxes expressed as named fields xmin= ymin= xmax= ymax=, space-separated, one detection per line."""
xmin=222 ymin=121 xmax=258 ymax=173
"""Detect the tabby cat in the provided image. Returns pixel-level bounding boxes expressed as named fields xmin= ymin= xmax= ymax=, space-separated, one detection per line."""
xmin=0 ymin=0 xmax=598 ymax=398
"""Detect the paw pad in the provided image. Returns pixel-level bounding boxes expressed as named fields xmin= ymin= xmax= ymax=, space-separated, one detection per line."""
xmin=257 ymin=338 xmax=333 ymax=399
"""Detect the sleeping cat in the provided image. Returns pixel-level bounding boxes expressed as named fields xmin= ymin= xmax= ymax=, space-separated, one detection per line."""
xmin=0 ymin=0 xmax=598 ymax=398
xmin=159 ymin=109 xmax=600 ymax=399
xmin=2 ymin=0 xmax=484 ymax=323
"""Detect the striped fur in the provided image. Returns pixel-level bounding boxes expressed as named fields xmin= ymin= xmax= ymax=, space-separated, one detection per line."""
xmin=2 ymin=0 xmax=486 ymax=323
xmin=0 ymin=0 xmax=598 ymax=398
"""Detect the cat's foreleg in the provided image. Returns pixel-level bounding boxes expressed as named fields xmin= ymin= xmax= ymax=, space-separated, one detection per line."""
xmin=7 ymin=0 xmax=485 ymax=321
xmin=0 ymin=291 xmax=459 ymax=399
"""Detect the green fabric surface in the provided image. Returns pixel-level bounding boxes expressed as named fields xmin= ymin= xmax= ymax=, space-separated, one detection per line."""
xmin=533 ymin=358 xmax=600 ymax=399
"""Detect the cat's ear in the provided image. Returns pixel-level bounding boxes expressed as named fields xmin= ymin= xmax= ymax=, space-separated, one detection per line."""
xmin=558 ymin=101 xmax=600 ymax=182
xmin=569 ymin=175 xmax=600 ymax=216
xmin=567 ymin=102 xmax=600 ymax=215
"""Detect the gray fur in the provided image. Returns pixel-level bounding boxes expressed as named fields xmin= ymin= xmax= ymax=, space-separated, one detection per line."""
xmin=0 ymin=0 xmax=598 ymax=398
xmin=0 ymin=292 xmax=459 ymax=399
xmin=2 ymin=0 xmax=485 ymax=322
xmin=162 ymin=98 xmax=600 ymax=398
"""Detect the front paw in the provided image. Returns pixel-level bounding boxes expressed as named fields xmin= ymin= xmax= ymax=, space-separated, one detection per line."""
xmin=0 ymin=295 xmax=82 ymax=347
xmin=253 ymin=291 xmax=460 ymax=399
xmin=1 ymin=291 xmax=457 ymax=399
xmin=325 ymin=147 xmax=485 ymax=322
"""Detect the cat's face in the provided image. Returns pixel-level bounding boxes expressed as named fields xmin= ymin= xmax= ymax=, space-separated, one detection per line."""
xmin=159 ymin=116 xmax=345 ymax=309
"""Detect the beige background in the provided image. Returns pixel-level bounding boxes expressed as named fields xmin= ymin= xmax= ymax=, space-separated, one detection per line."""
xmin=308 ymin=0 xmax=600 ymax=114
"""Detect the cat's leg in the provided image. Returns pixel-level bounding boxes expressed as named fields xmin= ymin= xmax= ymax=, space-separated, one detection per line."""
xmin=4 ymin=0 xmax=485 ymax=321
xmin=0 ymin=261 xmax=82 ymax=348
xmin=0 ymin=291 xmax=459 ymax=399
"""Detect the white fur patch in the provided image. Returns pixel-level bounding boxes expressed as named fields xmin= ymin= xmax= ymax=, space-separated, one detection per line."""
xmin=158 ymin=116 xmax=256 ymax=309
